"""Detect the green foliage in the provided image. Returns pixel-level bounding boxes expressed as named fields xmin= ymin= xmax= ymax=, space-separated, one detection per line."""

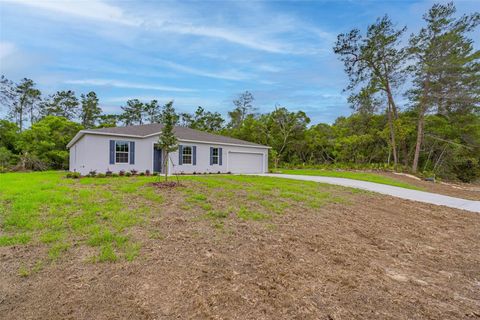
xmin=158 ymin=101 xmax=178 ymax=181
xmin=80 ymin=91 xmax=102 ymax=128
xmin=40 ymin=90 xmax=79 ymax=120
xmin=17 ymin=116 xmax=83 ymax=169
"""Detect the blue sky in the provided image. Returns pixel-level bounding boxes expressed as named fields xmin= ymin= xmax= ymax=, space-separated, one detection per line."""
xmin=0 ymin=0 xmax=478 ymax=124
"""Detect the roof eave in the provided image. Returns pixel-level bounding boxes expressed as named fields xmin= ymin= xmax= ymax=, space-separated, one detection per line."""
xmin=66 ymin=130 xmax=270 ymax=149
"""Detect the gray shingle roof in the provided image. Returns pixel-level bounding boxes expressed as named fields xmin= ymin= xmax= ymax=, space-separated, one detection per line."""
xmin=78 ymin=124 xmax=268 ymax=148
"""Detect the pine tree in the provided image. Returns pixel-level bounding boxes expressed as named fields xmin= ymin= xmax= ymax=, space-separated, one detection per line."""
xmin=157 ymin=101 xmax=178 ymax=181
xmin=80 ymin=92 xmax=102 ymax=128
xmin=334 ymin=15 xmax=408 ymax=166
xmin=409 ymin=3 xmax=480 ymax=172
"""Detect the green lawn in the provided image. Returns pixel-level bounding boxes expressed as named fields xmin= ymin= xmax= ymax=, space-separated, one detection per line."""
xmin=275 ymin=169 xmax=421 ymax=190
xmin=0 ymin=171 xmax=353 ymax=268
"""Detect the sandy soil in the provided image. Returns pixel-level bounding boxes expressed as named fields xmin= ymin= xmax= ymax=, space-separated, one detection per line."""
xmin=378 ymin=172 xmax=480 ymax=201
xmin=1 ymin=193 xmax=479 ymax=320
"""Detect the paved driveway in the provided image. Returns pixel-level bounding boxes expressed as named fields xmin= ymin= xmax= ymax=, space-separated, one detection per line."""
xmin=256 ymin=174 xmax=480 ymax=213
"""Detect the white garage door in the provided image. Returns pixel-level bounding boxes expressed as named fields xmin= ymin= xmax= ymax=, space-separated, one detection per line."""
xmin=228 ymin=152 xmax=264 ymax=174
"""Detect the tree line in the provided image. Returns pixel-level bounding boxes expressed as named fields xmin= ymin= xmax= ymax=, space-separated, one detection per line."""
xmin=0 ymin=2 xmax=478 ymax=181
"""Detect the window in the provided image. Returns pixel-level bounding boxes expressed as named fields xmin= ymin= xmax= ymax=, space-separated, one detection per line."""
xmin=115 ymin=141 xmax=129 ymax=163
xmin=212 ymin=147 xmax=219 ymax=165
xmin=182 ymin=146 xmax=192 ymax=164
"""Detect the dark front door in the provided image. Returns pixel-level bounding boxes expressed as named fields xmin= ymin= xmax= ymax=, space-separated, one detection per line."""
xmin=153 ymin=145 xmax=162 ymax=173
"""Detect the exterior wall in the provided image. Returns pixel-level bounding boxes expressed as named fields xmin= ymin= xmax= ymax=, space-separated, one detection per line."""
xmin=168 ymin=140 xmax=268 ymax=174
xmin=69 ymin=134 xmax=269 ymax=176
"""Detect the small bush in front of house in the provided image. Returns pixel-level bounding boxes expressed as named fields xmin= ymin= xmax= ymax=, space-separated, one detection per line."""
xmin=217 ymin=171 xmax=221 ymax=174
xmin=152 ymin=172 xmax=158 ymax=176
xmin=88 ymin=170 xmax=96 ymax=177
xmin=97 ymin=173 xmax=106 ymax=178
xmin=66 ymin=172 xmax=81 ymax=179
xmin=112 ymin=173 xmax=119 ymax=177
xmin=130 ymin=169 xmax=138 ymax=176
xmin=145 ymin=170 xmax=151 ymax=176
xmin=119 ymin=170 xmax=125 ymax=176
xmin=105 ymin=169 xmax=112 ymax=177
xmin=125 ymin=172 xmax=132 ymax=177
xmin=193 ymin=171 xmax=197 ymax=175
xmin=139 ymin=172 xmax=145 ymax=176
xmin=227 ymin=171 xmax=232 ymax=174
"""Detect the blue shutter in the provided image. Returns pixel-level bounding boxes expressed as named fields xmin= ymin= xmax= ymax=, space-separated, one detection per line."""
xmin=219 ymin=148 xmax=223 ymax=165
xmin=129 ymin=141 xmax=135 ymax=164
xmin=109 ymin=140 xmax=115 ymax=164
xmin=210 ymin=147 xmax=213 ymax=165
xmin=193 ymin=146 xmax=197 ymax=165
xmin=178 ymin=145 xmax=183 ymax=165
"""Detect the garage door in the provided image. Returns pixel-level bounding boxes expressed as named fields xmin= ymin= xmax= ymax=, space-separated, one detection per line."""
xmin=228 ymin=152 xmax=264 ymax=174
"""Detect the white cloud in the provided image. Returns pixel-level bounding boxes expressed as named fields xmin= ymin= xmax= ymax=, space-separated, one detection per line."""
xmin=3 ymin=0 xmax=331 ymax=55
xmin=0 ymin=41 xmax=16 ymax=60
xmin=65 ymin=79 xmax=196 ymax=92
xmin=3 ymin=0 xmax=140 ymax=26
xmin=156 ymin=60 xmax=250 ymax=81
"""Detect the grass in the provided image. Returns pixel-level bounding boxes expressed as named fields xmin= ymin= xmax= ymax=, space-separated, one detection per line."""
xmin=0 ymin=171 xmax=354 ymax=264
xmin=275 ymin=169 xmax=421 ymax=190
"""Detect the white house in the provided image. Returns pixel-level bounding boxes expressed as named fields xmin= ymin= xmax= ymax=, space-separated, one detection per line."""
xmin=66 ymin=124 xmax=270 ymax=175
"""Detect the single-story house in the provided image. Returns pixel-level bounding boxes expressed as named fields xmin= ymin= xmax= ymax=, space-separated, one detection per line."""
xmin=67 ymin=124 xmax=270 ymax=176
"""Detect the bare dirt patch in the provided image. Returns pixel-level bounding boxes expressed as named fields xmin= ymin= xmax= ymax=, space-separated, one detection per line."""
xmin=1 ymin=189 xmax=479 ymax=319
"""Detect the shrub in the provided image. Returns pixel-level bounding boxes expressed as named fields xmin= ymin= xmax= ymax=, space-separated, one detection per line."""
xmin=152 ymin=172 xmax=158 ymax=176
xmin=193 ymin=171 xmax=197 ymax=175
xmin=66 ymin=172 xmax=81 ymax=179
xmin=105 ymin=169 xmax=112 ymax=176
xmin=217 ymin=171 xmax=221 ymax=174
xmin=130 ymin=169 xmax=138 ymax=175
xmin=97 ymin=173 xmax=106 ymax=178
xmin=119 ymin=170 xmax=125 ymax=176
xmin=88 ymin=170 xmax=97 ymax=177
xmin=145 ymin=170 xmax=151 ymax=176
xmin=125 ymin=172 xmax=132 ymax=177
xmin=112 ymin=173 xmax=119 ymax=177
xmin=139 ymin=172 xmax=145 ymax=176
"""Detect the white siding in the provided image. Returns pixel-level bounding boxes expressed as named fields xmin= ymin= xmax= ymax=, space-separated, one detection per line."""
xmin=69 ymin=134 xmax=269 ymax=175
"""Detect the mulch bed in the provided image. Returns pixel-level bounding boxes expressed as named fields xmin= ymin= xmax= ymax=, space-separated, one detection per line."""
xmin=149 ymin=181 xmax=183 ymax=189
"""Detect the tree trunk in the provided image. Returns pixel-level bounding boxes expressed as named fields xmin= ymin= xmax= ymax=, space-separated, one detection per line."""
xmin=164 ymin=151 xmax=169 ymax=181
xmin=387 ymin=101 xmax=398 ymax=167
xmin=412 ymin=111 xmax=424 ymax=173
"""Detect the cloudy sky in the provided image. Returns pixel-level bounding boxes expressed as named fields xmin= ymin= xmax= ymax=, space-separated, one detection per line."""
xmin=0 ymin=0 xmax=478 ymax=124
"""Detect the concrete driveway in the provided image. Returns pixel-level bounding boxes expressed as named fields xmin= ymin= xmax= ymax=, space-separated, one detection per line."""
xmin=256 ymin=174 xmax=480 ymax=213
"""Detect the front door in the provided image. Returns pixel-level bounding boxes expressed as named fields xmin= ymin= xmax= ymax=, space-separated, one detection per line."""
xmin=153 ymin=145 xmax=162 ymax=173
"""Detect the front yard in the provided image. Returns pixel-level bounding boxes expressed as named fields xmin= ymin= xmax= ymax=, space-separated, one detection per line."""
xmin=1 ymin=172 xmax=479 ymax=319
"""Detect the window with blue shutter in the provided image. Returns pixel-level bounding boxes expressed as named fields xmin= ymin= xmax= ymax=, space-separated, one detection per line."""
xmin=178 ymin=145 xmax=183 ymax=165
xmin=109 ymin=140 xmax=115 ymax=164
xmin=129 ymin=141 xmax=135 ymax=164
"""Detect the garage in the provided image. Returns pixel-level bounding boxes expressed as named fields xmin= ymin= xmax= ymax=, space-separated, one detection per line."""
xmin=228 ymin=152 xmax=264 ymax=174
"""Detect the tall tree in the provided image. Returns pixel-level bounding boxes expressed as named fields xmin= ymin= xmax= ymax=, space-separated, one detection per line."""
xmin=120 ymin=99 xmax=144 ymax=125
xmin=144 ymin=99 xmax=162 ymax=124
xmin=40 ymin=90 xmax=79 ymax=120
xmin=9 ymin=78 xmax=42 ymax=130
xmin=180 ymin=106 xmax=224 ymax=132
xmin=80 ymin=91 xmax=102 ymax=128
xmin=409 ymin=3 xmax=480 ymax=172
xmin=157 ymin=101 xmax=178 ymax=181
xmin=228 ymin=91 xmax=255 ymax=128
xmin=334 ymin=15 xmax=407 ymax=166
xmin=0 ymin=75 xmax=16 ymax=113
